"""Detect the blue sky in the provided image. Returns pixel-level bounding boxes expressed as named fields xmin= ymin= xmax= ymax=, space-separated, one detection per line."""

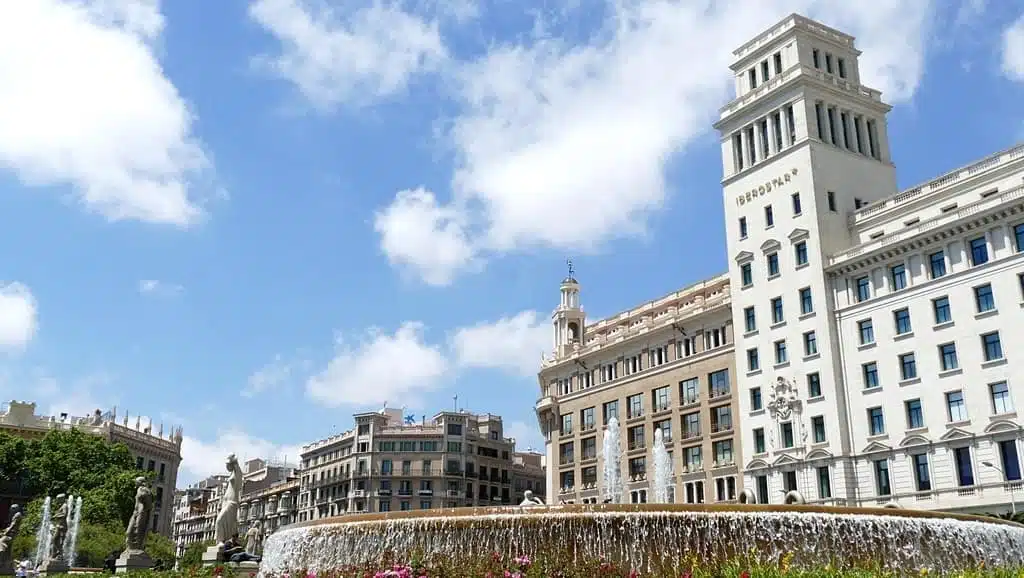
xmin=0 ymin=0 xmax=1022 ymax=483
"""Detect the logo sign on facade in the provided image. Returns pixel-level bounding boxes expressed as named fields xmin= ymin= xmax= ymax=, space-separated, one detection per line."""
xmin=736 ymin=167 xmax=799 ymax=206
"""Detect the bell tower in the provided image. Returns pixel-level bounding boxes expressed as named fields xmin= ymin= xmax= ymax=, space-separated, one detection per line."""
xmin=553 ymin=259 xmax=586 ymax=357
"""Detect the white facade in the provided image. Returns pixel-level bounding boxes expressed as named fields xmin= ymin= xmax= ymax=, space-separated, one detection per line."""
xmin=718 ymin=13 xmax=1024 ymax=514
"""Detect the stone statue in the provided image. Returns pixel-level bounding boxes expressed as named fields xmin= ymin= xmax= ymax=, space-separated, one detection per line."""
xmin=125 ymin=477 xmax=153 ymax=551
xmin=0 ymin=504 xmax=23 ymax=570
xmin=214 ymin=454 xmax=244 ymax=546
xmin=519 ymin=490 xmax=545 ymax=507
xmin=90 ymin=409 xmax=103 ymax=426
xmin=48 ymin=494 xmax=69 ymax=562
xmin=245 ymin=521 xmax=263 ymax=556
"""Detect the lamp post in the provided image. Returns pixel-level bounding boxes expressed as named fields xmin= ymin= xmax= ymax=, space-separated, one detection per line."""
xmin=982 ymin=460 xmax=1016 ymax=516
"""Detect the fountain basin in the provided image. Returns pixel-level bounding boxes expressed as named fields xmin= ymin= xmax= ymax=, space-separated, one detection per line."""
xmin=260 ymin=503 xmax=1024 ymax=576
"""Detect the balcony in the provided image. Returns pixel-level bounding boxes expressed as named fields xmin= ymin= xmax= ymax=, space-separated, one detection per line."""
xmin=711 ymin=422 xmax=733 ymax=434
xmin=445 ymin=490 xmax=462 ymax=498
xmin=681 ymin=429 xmax=701 ymax=440
xmin=417 ymin=489 xmax=434 ymax=496
xmin=627 ymin=441 xmax=645 ymax=452
xmin=376 ymin=489 xmax=392 ymax=496
xmin=652 ymin=402 xmax=671 ymax=414
xmin=680 ymin=395 xmax=699 ymax=408
xmin=559 ymin=456 xmax=575 ymax=466
xmin=709 ymin=387 xmax=731 ymax=400
xmin=397 ymin=489 xmax=413 ymax=497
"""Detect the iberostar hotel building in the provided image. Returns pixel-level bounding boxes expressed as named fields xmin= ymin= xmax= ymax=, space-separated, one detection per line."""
xmin=536 ymin=13 xmax=1024 ymax=515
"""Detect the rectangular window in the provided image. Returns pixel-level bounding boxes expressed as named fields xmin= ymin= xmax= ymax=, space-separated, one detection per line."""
xmin=863 ymin=362 xmax=879 ymax=389
xmin=733 ymin=133 xmax=744 ymax=171
xmin=772 ymin=111 xmax=783 ymax=151
xmin=840 ymin=111 xmax=850 ymax=149
xmin=999 ymin=440 xmax=1022 ymax=481
xmin=603 ymin=400 xmax=618 ymax=424
xmin=855 ymin=116 xmax=865 ymax=155
xmin=946 ymin=391 xmax=968 ymax=422
xmin=773 ymin=52 xmax=783 ymax=74
xmin=652 ymin=386 xmax=671 ymax=412
xmin=827 ymin=191 xmax=836 ymax=212
xmin=812 ymin=48 xmax=821 ymax=68
xmin=627 ymin=394 xmax=643 ymax=419
xmin=899 ymin=353 xmax=917 ymax=381
xmin=969 ymin=236 xmax=989 ymax=266
xmin=991 ymin=381 xmax=1013 ymax=415
xmin=709 ymin=370 xmax=730 ymax=398
xmin=1015 ymin=223 xmax=1024 ymax=252
xmin=748 ymin=68 xmax=757 ymax=89
xmin=798 ymin=287 xmax=813 ymax=314
xmin=792 ymin=192 xmax=802 ymax=215
xmin=807 ymin=372 xmax=821 ymax=398
xmin=760 ymin=60 xmax=770 ymax=82
xmin=866 ymin=119 xmax=879 ymax=159
xmin=929 ymin=251 xmax=946 ymax=278
xmin=818 ymin=466 xmax=832 ymax=499
xmin=758 ymin=119 xmax=770 ymax=160
xmin=905 ymin=399 xmax=924 ymax=429
xmin=954 ymin=447 xmax=974 ymax=487
xmin=753 ymin=428 xmax=766 ymax=454
xmin=744 ymin=306 xmax=756 ymax=333
xmin=933 ymin=297 xmax=952 ymax=324
xmin=857 ymin=319 xmax=874 ymax=345
xmin=827 ymin=106 xmax=838 ymax=144
xmin=837 ymin=58 xmax=847 ymax=78
xmin=889 ymin=264 xmax=906 ymax=291
xmin=982 ymin=331 xmax=1003 ymax=361
xmin=785 ymin=105 xmax=796 ymax=143
xmin=974 ymin=284 xmax=995 ymax=312
xmin=771 ymin=297 xmax=784 ymax=324
xmin=893 ymin=308 xmax=912 ymax=335
xmin=767 ymin=253 xmax=780 ymax=276
xmin=765 ymin=205 xmax=774 ymax=227
xmin=780 ymin=422 xmax=794 ymax=448
xmin=811 ymin=416 xmax=826 ymax=443
xmin=741 ymin=263 xmax=753 ymax=287
xmin=774 ymin=340 xmax=787 ymax=365
xmin=738 ymin=217 xmax=747 ymax=238
xmin=679 ymin=378 xmax=699 ymax=406
xmin=794 ymin=241 xmax=808 ymax=266
xmin=939 ymin=343 xmax=959 ymax=371
xmin=912 ymin=453 xmax=931 ymax=491
xmin=868 ymin=407 xmax=885 ymax=435
xmin=815 ymin=102 xmax=825 ymax=140
xmin=746 ymin=126 xmax=756 ymax=166
xmin=825 ymin=53 xmax=833 ymax=74
xmin=560 ymin=414 xmax=572 ymax=436
xmin=875 ymin=459 xmax=891 ymax=496
xmin=750 ymin=387 xmax=762 ymax=411
xmin=803 ymin=331 xmax=817 ymax=356
xmin=856 ymin=276 xmax=870 ymax=302
xmin=747 ymin=348 xmax=760 ymax=372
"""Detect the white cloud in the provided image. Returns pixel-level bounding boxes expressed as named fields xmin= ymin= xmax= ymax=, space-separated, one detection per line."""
xmin=0 ymin=282 xmax=38 ymax=351
xmin=451 ymin=310 xmax=549 ymax=376
xmin=505 ymin=419 xmax=543 ymax=453
xmin=249 ymin=0 xmax=448 ymax=110
xmin=180 ymin=430 xmax=304 ymax=483
xmin=138 ymin=279 xmax=184 ymax=296
xmin=0 ymin=0 xmax=215 ymax=226
xmin=243 ymin=354 xmax=308 ymax=397
xmin=375 ymin=1 xmax=938 ymax=285
xmin=1003 ymin=13 xmax=1024 ymax=81
xmin=306 ymin=322 xmax=449 ymax=407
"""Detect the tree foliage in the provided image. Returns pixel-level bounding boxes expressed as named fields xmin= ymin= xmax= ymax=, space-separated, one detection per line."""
xmin=179 ymin=541 xmax=213 ymax=570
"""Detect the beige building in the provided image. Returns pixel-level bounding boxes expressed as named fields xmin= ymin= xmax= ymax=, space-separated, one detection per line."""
xmin=297 ymin=408 xmax=539 ymax=520
xmin=172 ymin=475 xmax=225 ymax=557
xmin=0 ymin=401 xmax=182 ymax=536
xmin=510 ymin=450 xmax=546 ymax=504
xmin=535 ymin=273 xmax=740 ymax=505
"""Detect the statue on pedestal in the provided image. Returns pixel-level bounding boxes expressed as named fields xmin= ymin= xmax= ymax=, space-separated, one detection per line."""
xmin=125 ymin=477 xmax=153 ymax=551
xmin=245 ymin=521 xmax=263 ymax=557
xmin=0 ymin=505 xmax=22 ymax=571
xmin=48 ymin=495 xmax=69 ymax=563
xmin=519 ymin=490 xmax=545 ymax=507
xmin=214 ymin=454 xmax=244 ymax=546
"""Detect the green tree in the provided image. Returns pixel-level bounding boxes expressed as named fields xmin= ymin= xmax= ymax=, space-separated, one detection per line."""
xmin=0 ymin=431 xmax=30 ymax=483
xmin=180 ymin=540 xmax=214 ymax=569
xmin=145 ymin=532 xmax=177 ymax=569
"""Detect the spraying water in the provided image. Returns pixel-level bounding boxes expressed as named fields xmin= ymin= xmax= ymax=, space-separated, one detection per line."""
xmin=601 ymin=416 xmax=623 ymax=504
xmin=33 ymin=496 xmax=52 ymax=568
xmin=651 ymin=428 xmax=673 ymax=503
xmin=64 ymin=496 xmax=83 ymax=566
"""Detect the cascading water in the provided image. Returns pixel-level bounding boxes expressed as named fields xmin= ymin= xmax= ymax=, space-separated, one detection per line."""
xmin=651 ymin=428 xmax=673 ymax=503
xmin=601 ymin=416 xmax=623 ymax=504
xmin=64 ymin=496 xmax=83 ymax=566
xmin=33 ymin=496 xmax=52 ymax=568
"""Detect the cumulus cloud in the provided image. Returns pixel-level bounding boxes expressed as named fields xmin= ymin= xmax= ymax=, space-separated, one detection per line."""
xmin=450 ymin=310 xmax=549 ymax=376
xmin=1003 ymin=13 xmax=1024 ymax=81
xmin=243 ymin=354 xmax=310 ymax=397
xmin=0 ymin=282 xmax=38 ymax=351
xmin=138 ymin=279 xmax=184 ymax=297
xmin=0 ymin=0 xmax=215 ymax=226
xmin=504 ymin=419 xmax=544 ymax=453
xmin=180 ymin=430 xmax=304 ymax=483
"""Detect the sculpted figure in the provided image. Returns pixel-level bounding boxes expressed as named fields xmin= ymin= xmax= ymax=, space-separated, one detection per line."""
xmin=245 ymin=520 xmax=263 ymax=556
xmin=0 ymin=505 xmax=23 ymax=567
xmin=519 ymin=490 xmax=545 ymax=507
xmin=48 ymin=495 xmax=69 ymax=562
xmin=125 ymin=477 xmax=153 ymax=551
xmin=214 ymin=454 xmax=244 ymax=546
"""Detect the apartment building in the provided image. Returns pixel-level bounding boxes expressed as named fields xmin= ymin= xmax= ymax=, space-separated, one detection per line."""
xmin=510 ymin=451 xmax=546 ymax=504
xmin=717 ymin=13 xmax=1024 ymax=513
xmin=238 ymin=463 xmax=299 ymax=536
xmin=297 ymin=408 xmax=536 ymax=520
xmin=535 ymin=273 xmax=740 ymax=505
xmin=172 ymin=475 xmax=225 ymax=557
xmin=0 ymin=401 xmax=182 ymax=535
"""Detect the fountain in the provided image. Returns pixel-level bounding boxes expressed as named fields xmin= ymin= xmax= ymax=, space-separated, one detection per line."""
xmin=32 ymin=496 xmax=51 ymax=569
xmin=601 ymin=416 xmax=623 ymax=504
xmin=63 ymin=496 xmax=83 ymax=566
xmin=650 ymin=428 xmax=672 ymax=503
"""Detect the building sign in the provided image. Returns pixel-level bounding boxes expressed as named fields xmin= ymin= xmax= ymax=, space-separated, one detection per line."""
xmin=736 ymin=167 xmax=799 ymax=206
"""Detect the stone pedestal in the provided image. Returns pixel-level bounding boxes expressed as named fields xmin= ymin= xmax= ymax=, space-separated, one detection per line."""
xmin=0 ymin=561 xmax=13 ymax=576
xmin=37 ymin=559 xmax=68 ymax=576
xmin=202 ymin=544 xmax=224 ymax=567
xmin=115 ymin=549 xmax=153 ymax=573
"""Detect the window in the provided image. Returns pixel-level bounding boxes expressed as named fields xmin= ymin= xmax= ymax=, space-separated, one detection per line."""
xmin=905 ymin=399 xmax=924 ymax=429
xmin=774 ymin=340 xmax=787 ymax=365
xmin=890 ymin=264 xmax=907 ymax=291
xmin=817 ymin=466 xmax=832 ymax=499
xmin=874 ymin=459 xmax=891 ymax=496
xmin=791 ymin=193 xmax=802 ymax=215
xmin=627 ymin=394 xmax=643 ymax=419
xmin=999 ymin=440 xmax=1022 ymax=481
xmin=939 ymin=343 xmax=959 ymax=371
xmin=969 ymin=236 xmax=988 ymax=266
xmin=954 ymin=447 xmax=974 ymax=487
xmin=799 ymin=287 xmax=813 ymax=314
xmin=765 ymin=205 xmax=774 ymax=227
xmin=739 ymin=217 xmax=748 ymax=238
xmin=747 ymin=348 xmax=760 ymax=372
xmin=679 ymin=378 xmax=699 ymax=406
xmin=827 ymin=191 xmax=837 ymax=212
xmin=794 ymin=241 xmax=808 ymax=266
xmin=581 ymin=407 xmax=595 ymax=430
xmin=652 ymin=387 xmax=671 ymax=412
xmin=857 ymin=319 xmax=874 ymax=345
xmin=709 ymin=369 xmax=730 ymax=398
xmin=767 ymin=253 xmax=780 ymax=276
xmin=780 ymin=422 xmax=794 ymax=448
xmin=773 ymin=52 xmax=783 ymax=74
xmin=837 ymin=57 xmax=847 ymax=78
xmin=682 ymin=413 xmax=700 ymax=438
xmin=811 ymin=416 xmax=826 ymax=443
xmin=893 ymin=308 xmax=912 ymax=335
xmin=713 ymin=440 xmax=734 ymax=465
xmin=741 ymin=263 xmax=753 ymax=287
xmin=743 ymin=307 xmax=756 ymax=332
xmin=1015 ymin=223 xmax=1024 ymax=252
xmin=929 ymin=251 xmax=946 ymax=278
xmin=825 ymin=53 xmax=833 ymax=74
xmin=982 ymin=332 xmax=1003 ymax=361
xmin=812 ymin=48 xmax=821 ymax=68
xmin=974 ymin=284 xmax=995 ymax=312
xmin=991 ymin=382 xmax=1013 ymax=415
xmin=756 ymin=475 xmax=769 ymax=504
xmin=862 ymin=362 xmax=879 ymax=389
xmin=750 ymin=388 xmax=762 ymax=411
xmin=933 ymin=296 xmax=951 ymax=324
xmin=912 ymin=454 xmax=931 ymax=491
xmin=803 ymin=331 xmax=817 ymax=356
xmin=748 ymin=68 xmax=757 ymax=89
xmin=560 ymin=414 xmax=572 ymax=436
xmin=753 ymin=428 xmax=766 ymax=454
xmin=771 ymin=297 xmax=784 ymax=324
xmin=733 ymin=133 xmax=744 ymax=171
xmin=603 ymin=400 xmax=618 ymax=424
xmin=899 ymin=353 xmax=917 ymax=381
xmin=855 ymin=276 xmax=870 ymax=302
xmin=868 ymin=407 xmax=885 ymax=435
xmin=807 ymin=372 xmax=822 ymax=398
xmin=946 ymin=391 xmax=968 ymax=422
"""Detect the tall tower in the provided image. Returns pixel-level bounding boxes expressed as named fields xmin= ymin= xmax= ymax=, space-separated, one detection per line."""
xmin=715 ymin=14 xmax=898 ymax=504
xmin=553 ymin=260 xmax=586 ymax=358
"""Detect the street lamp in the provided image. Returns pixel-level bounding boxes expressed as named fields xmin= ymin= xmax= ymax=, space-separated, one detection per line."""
xmin=982 ymin=460 xmax=1016 ymax=516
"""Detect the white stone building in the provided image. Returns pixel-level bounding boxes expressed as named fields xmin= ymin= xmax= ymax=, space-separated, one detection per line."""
xmin=718 ymin=14 xmax=1024 ymax=514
